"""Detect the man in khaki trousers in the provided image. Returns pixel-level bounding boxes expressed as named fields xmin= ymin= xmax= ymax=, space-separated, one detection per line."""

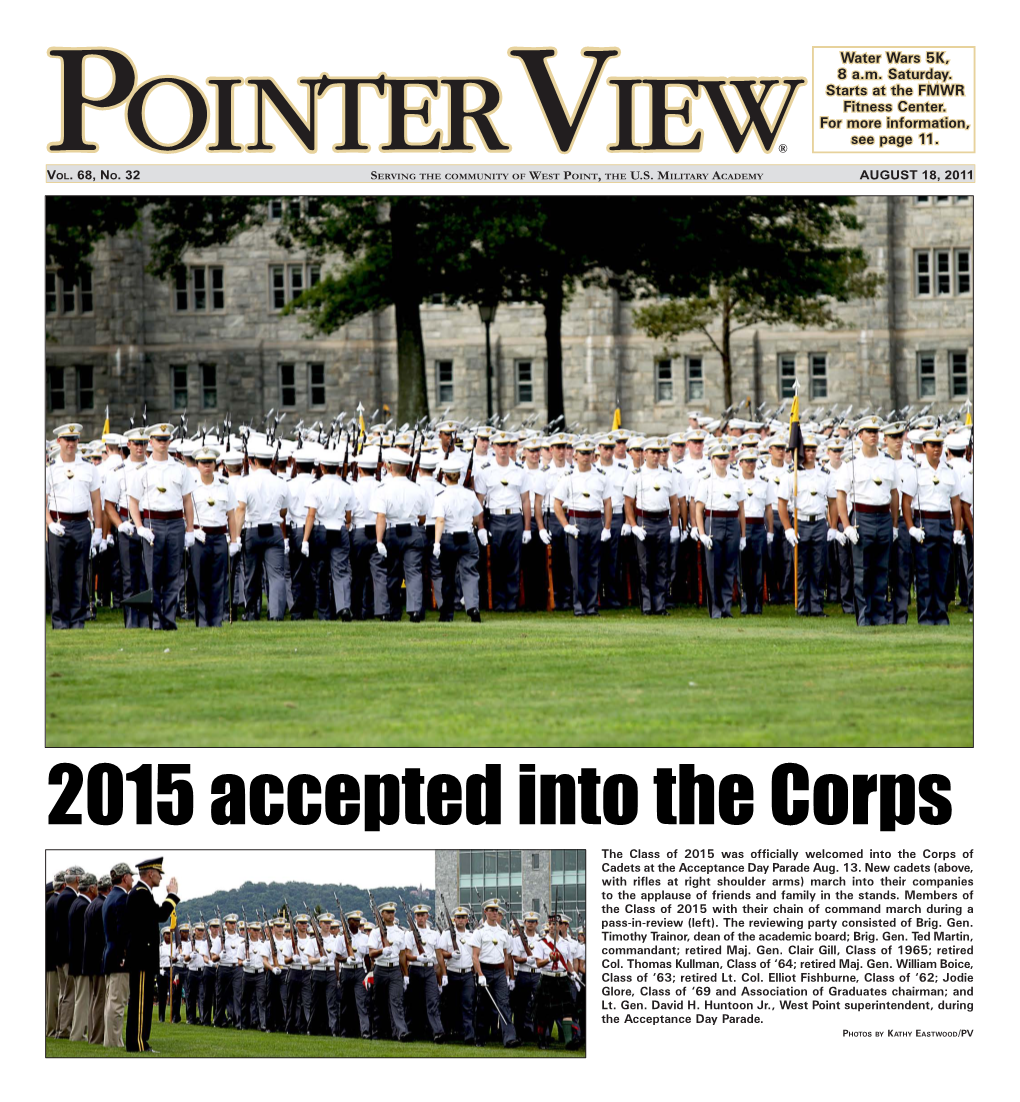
xmin=103 ymin=863 xmax=135 ymax=1048
xmin=55 ymin=866 xmax=84 ymax=1039
xmin=85 ymin=875 xmax=112 ymax=1045
xmin=45 ymin=871 xmax=65 ymax=1036
xmin=68 ymin=873 xmax=98 ymax=1041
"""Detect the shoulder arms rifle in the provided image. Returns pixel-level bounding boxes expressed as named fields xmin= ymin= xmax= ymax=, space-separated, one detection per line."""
xmin=215 ymin=904 xmax=226 ymax=961
xmin=333 ymin=891 xmax=356 ymax=959
xmin=341 ymin=432 xmax=351 ymax=481
xmin=503 ymin=900 xmax=529 ymax=958
xmin=399 ymin=895 xmax=425 ymax=955
xmin=440 ymin=892 xmax=458 ymax=953
xmin=464 ymin=443 xmax=475 ymax=491
xmin=303 ymin=901 xmax=326 ymax=957
xmin=408 ymin=424 xmax=421 ymax=482
xmin=374 ymin=442 xmax=384 ymax=482
xmin=241 ymin=903 xmax=251 ymax=961
xmin=367 ymin=890 xmax=389 ymax=947
xmin=261 ymin=907 xmax=280 ymax=970
xmin=283 ymin=899 xmax=299 ymax=955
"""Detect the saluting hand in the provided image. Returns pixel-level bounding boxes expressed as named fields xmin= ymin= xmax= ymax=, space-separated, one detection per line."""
xmin=167 ymin=877 xmax=179 ymax=895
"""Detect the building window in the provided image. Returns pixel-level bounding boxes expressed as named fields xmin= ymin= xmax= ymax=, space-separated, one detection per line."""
xmin=269 ymin=263 xmax=318 ymax=310
xmin=175 ymin=266 xmax=224 ymax=312
xmin=79 ymin=273 xmax=93 ymax=313
xmin=935 ymin=249 xmax=952 ymax=295
xmin=532 ymin=897 xmax=541 ymax=912
xmin=950 ymin=352 xmax=969 ymax=397
xmin=515 ymin=360 xmax=533 ymax=404
xmin=457 ymin=850 xmax=523 ymax=912
xmin=778 ymin=354 xmax=797 ymax=398
xmin=685 ymin=357 xmax=704 ymax=401
xmin=809 ymin=354 xmax=828 ymax=399
xmin=955 ymin=249 xmax=971 ymax=294
xmin=76 ymin=366 xmax=94 ymax=411
xmin=935 ymin=195 xmax=951 ymax=204
xmin=915 ymin=196 xmax=930 ymax=204
xmin=47 ymin=271 xmax=93 ymax=316
xmin=62 ymin=279 xmax=76 ymax=315
xmin=171 ymin=365 xmax=188 ymax=410
xmin=653 ymin=358 xmax=672 ymax=402
xmin=46 ymin=272 xmax=58 ymax=314
xmin=917 ymin=352 xmax=937 ymax=398
xmin=268 ymin=198 xmax=284 ymax=221
xmin=48 ymin=367 xmax=65 ymax=411
xmin=436 ymin=360 xmax=454 ymax=404
xmin=201 ymin=364 xmax=217 ymax=409
xmin=309 ymin=363 xmax=326 ymax=408
xmin=915 ymin=250 xmax=931 ymax=295
xmin=549 ymin=850 xmax=586 ymax=928
xmin=531 ymin=853 xmax=540 ymax=870
xmin=279 ymin=363 xmax=297 ymax=408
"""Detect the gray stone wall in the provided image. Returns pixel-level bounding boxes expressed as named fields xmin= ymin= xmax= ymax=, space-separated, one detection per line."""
xmin=46 ymin=197 xmax=972 ymax=436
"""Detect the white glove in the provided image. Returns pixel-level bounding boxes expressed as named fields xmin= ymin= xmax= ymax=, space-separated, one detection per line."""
xmin=826 ymin=527 xmax=839 ymax=543
xmin=91 ymin=528 xmax=102 ymax=550
xmin=834 ymin=530 xmax=847 ymax=547
xmin=376 ymin=541 xmax=388 ymax=559
xmin=844 ymin=526 xmax=859 ymax=546
xmin=909 ymin=526 xmax=925 ymax=544
xmin=690 ymin=527 xmax=700 ymax=543
xmin=508 ymin=979 xmax=516 ymax=992
xmin=137 ymin=526 xmax=155 ymax=545
xmin=184 ymin=531 xmax=196 ymax=550
xmin=522 ymin=529 xmax=532 ymax=545
xmin=739 ymin=537 xmax=747 ymax=552
xmin=526 ymin=956 xmax=536 ymax=967
xmin=441 ymin=975 xmax=448 ymax=988
xmin=301 ymin=540 xmax=311 ymax=557
xmin=477 ymin=528 xmax=488 ymax=547
xmin=601 ymin=527 xmax=612 ymax=542
xmin=572 ymin=975 xmax=582 ymax=990
xmin=228 ymin=541 xmax=240 ymax=557
xmin=119 ymin=521 xmax=136 ymax=537
xmin=892 ymin=525 xmax=899 ymax=542
xmin=563 ymin=524 xmax=579 ymax=538
xmin=403 ymin=976 xmax=410 ymax=990
xmin=432 ymin=542 xmax=441 ymax=559
xmin=784 ymin=527 xmax=799 ymax=547
xmin=952 ymin=529 xmax=965 ymax=546
xmin=632 ymin=525 xmax=646 ymax=542
xmin=100 ymin=536 xmax=110 ymax=552
xmin=701 ymin=534 xmax=713 ymax=550
xmin=539 ymin=528 xmax=551 ymax=545
xmin=621 ymin=523 xmax=632 ymax=537
xmin=680 ymin=527 xmax=688 ymax=542
xmin=193 ymin=528 xmax=207 ymax=544
xmin=669 ymin=525 xmax=680 ymax=543
xmin=48 ymin=521 xmax=66 ymax=537
xmin=477 ymin=975 xmax=487 ymax=988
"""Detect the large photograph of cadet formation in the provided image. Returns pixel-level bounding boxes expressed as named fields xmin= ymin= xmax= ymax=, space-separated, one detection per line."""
xmin=45 ymin=849 xmax=585 ymax=1058
xmin=44 ymin=196 xmax=973 ymax=748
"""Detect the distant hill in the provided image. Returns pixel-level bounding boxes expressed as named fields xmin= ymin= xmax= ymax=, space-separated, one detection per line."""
xmin=166 ymin=880 xmax=434 ymax=928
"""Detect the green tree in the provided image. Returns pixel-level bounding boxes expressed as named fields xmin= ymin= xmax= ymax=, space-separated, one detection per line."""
xmin=628 ymin=197 xmax=884 ymax=407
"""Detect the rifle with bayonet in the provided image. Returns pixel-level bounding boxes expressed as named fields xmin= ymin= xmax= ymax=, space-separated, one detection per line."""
xmin=261 ymin=907 xmax=281 ymax=971
xmin=283 ymin=898 xmax=299 ymax=956
xmin=439 ymin=892 xmax=458 ymax=953
xmin=367 ymin=890 xmax=389 ymax=947
xmin=303 ymin=900 xmax=326 ymax=958
xmin=399 ymin=894 xmax=425 ymax=956
xmin=241 ymin=903 xmax=251 ymax=963
xmin=332 ymin=891 xmax=356 ymax=960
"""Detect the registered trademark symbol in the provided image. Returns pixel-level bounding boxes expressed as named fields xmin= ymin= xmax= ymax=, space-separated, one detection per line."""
xmin=778 ymin=144 xmax=788 ymax=152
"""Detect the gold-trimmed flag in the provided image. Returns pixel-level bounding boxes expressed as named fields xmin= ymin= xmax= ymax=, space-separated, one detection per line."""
xmin=788 ymin=385 xmax=805 ymax=470
xmin=611 ymin=407 xmax=621 ymax=431
xmin=102 ymin=405 xmax=110 ymax=437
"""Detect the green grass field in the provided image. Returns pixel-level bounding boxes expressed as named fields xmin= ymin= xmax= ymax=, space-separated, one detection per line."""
xmin=45 ymin=605 xmax=972 ymax=747
xmin=45 ymin=1018 xmax=580 ymax=1058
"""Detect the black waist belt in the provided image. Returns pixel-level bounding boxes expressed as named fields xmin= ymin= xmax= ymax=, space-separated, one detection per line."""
xmin=568 ymin=509 xmax=602 ymax=519
xmin=745 ymin=517 xmax=764 ymax=526
xmin=703 ymin=509 xmax=738 ymax=518
xmin=920 ymin=510 xmax=951 ymax=520
xmin=198 ymin=525 xmax=228 ymax=535
xmin=143 ymin=509 xmax=184 ymax=520
xmin=52 ymin=510 xmax=88 ymax=522
xmin=852 ymin=502 xmax=888 ymax=515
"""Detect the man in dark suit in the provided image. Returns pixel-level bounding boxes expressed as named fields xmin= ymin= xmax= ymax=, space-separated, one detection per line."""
xmin=102 ymin=862 xmax=134 ymax=1048
xmin=124 ymin=858 xmax=180 ymax=1053
xmin=84 ymin=874 xmax=112 ymax=1045
xmin=68 ymin=873 xmax=97 ymax=1041
xmin=45 ymin=872 xmax=64 ymax=1037
xmin=54 ymin=865 xmax=84 ymax=1039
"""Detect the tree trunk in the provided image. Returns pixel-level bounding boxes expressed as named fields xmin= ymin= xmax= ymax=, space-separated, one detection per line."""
xmin=543 ymin=276 xmax=565 ymax=426
xmin=389 ymin=198 xmax=430 ymax=422
xmin=721 ymin=287 xmax=733 ymax=408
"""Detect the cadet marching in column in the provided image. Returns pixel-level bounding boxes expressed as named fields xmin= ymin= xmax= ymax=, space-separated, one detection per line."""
xmin=47 ymin=403 xmax=974 ymax=628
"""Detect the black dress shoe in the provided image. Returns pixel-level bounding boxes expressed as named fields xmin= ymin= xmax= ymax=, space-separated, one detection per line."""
xmin=433 ymin=1033 xmax=445 ymax=1044
xmin=409 ymin=611 xmax=424 ymax=623
xmin=340 ymin=608 xmax=353 ymax=622
xmin=439 ymin=614 xmax=454 ymax=622
xmin=721 ymin=611 xmax=733 ymax=618
xmin=468 ymin=608 xmax=481 ymax=623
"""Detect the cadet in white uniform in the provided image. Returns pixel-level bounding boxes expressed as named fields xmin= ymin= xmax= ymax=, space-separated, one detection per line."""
xmin=302 ymin=446 xmax=355 ymax=620
xmin=45 ymin=424 xmax=103 ymax=629
xmin=404 ymin=904 xmax=444 ymax=1043
xmin=695 ymin=443 xmax=746 ymax=619
xmin=434 ymin=458 xmax=485 ymax=621
xmin=778 ymin=435 xmax=835 ymax=616
xmin=899 ymin=429 xmax=965 ymax=625
xmin=367 ymin=901 xmax=412 ymax=1042
xmin=284 ymin=444 xmax=320 ymax=619
xmin=624 ymin=439 xmax=682 ymax=615
xmin=510 ymin=910 xmax=547 ymax=1040
xmin=239 ymin=920 xmax=270 ymax=1031
xmin=737 ymin=447 xmax=775 ymax=614
xmin=475 ymin=431 xmax=531 ymax=612
xmin=105 ymin=428 xmax=151 ymax=627
xmin=596 ymin=436 xmax=630 ymax=608
xmin=348 ymin=449 xmax=389 ymax=620
xmin=437 ymin=905 xmax=476 ymax=1043
xmin=552 ymin=439 xmax=613 ymax=616
xmin=371 ymin=450 xmax=428 ymax=621
xmin=235 ymin=442 xmax=288 ymax=620
xmin=834 ymin=416 xmax=899 ymax=626
xmin=533 ymin=912 xmax=581 ymax=1049
xmin=469 ymin=900 xmax=519 ymax=1047
xmin=187 ymin=446 xmax=238 ymax=628
xmin=536 ymin=433 xmax=573 ymax=610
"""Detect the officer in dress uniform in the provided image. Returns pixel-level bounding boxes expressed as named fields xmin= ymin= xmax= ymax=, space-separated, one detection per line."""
xmin=474 ymin=432 xmax=531 ymax=612
xmin=834 ymin=416 xmax=899 ymax=626
xmin=552 ymin=439 xmax=613 ymax=616
xmin=187 ymin=446 xmax=239 ymax=627
xmin=302 ymin=447 xmax=355 ymax=620
xmin=46 ymin=425 xmax=103 ymax=629
xmin=124 ymin=858 xmax=180 ymax=1052
xmin=469 ymin=900 xmax=520 ymax=1047
xmin=596 ymin=436 xmax=630 ymax=608
xmin=695 ymin=442 xmax=747 ymax=619
xmin=624 ymin=439 xmax=683 ymax=615
xmin=433 ymin=457 xmax=486 ymax=621
xmin=126 ymin=424 xmax=196 ymax=630
xmin=778 ymin=435 xmax=836 ymax=616
xmin=371 ymin=450 xmax=428 ymax=621
xmin=437 ymin=905 xmax=476 ymax=1043
xmin=404 ymin=904 xmax=445 ymax=1042
xmin=284 ymin=444 xmax=320 ymax=619
xmin=899 ymin=430 xmax=965 ymax=625
xmin=510 ymin=911 xmax=545 ymax=1040
xmin=367 ymin=902 xmax=412 ymax=1041
xmin=235 ymin=441 xmax=288 ymax=620
xmin=737 ymin=447 xmax=774 ymax=614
